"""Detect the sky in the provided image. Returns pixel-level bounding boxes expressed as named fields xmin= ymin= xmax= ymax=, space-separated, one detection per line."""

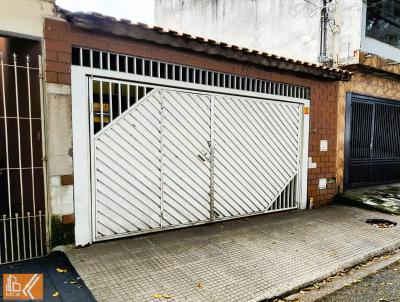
xmin=55 ymin=0 xmax=155 ymax=25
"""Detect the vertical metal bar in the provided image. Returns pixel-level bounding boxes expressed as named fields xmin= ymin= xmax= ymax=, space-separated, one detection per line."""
xmin=39 ymin=210 xmax=43 ymax=256
xmin=15 ymin=213 xmax=20 ymax=260
xmin=126 ymin=56 xmax=129 ymax=73
xmin=209 ymin=95 xmax=216 ymax=221
xmin=116 ymin=54 xmax=119 ymax=72
xmin=27 ymin=212 xmax=32 ymax=258
xmin=118 ymin=83 xmax=122 ymax=116
xmin=0 ymin=52 xmax=13 ymax=260
xmin=3 ymin=215 xmax=7 ymax=263
xmin=107 ymin=52 xmax=110 ymax=71
xmin=26 ymin=56 xmax=37 ymax=256
xmin=13 ymin=54 xmax=26 ymax=259
xmin=135 ymin=85 xmax=138 ymax=103
xmin=100 ymin=81 xmax=104 ymax=129
xmin=199 ymin=69 xmax=202 ymax=84
xmin=159 ymin=90 xmax=166 ymax=228
xmin=79 ymin=48 xmax=83 ymax=66
xmin=134 ymin=57 xmax=137 ymax=74
xmin=108 ymin=82 xmax=113 ymax=122
xmin=90 ymin=49 xmax=93 ymax=68
xmin=37 ymin=54 xmax=46 ymax=256
xmin=126 ymin=84 xmax=130 ymax=109
xmin=99 ymin=51 xmax=103 ymax=69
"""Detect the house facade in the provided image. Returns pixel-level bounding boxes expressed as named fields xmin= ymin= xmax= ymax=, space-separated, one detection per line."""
xmin=155 ymin=0 xmax=400 ymax=191
xmin=1 ymin=0 xmax=352 ymax=263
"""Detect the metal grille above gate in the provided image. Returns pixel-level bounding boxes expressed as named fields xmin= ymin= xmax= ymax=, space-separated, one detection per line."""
xmin=90 ymin=77 xmax=304 ymax=241
xmin=345 ymin=93 xmax=400 ymax=188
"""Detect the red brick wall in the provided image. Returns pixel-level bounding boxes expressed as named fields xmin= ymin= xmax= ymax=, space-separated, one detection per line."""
xmin=44 ymin=18 xmax=340 ymax=207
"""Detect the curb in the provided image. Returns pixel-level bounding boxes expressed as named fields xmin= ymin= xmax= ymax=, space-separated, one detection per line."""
xmin=251 ymin=239 xmax=400 ymax=302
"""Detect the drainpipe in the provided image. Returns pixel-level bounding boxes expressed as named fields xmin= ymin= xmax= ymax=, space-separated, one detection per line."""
xmin=319 ymin=0 xmax=328 ymax=63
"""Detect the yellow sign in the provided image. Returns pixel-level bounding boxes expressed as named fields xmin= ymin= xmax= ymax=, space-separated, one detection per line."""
xmin=94 ymin=116 xmax=110 ymax=123
xmin=304 ymin=107 xmax=310 ymax=115
xmin=3 ymin=274 xmax=43 ymax=300
xmin=93 ymin=102 xmax=109 ymax=113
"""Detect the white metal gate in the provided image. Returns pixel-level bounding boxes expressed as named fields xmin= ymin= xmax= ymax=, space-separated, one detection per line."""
xmin=89 ymin=77 xmax=304 ymax=241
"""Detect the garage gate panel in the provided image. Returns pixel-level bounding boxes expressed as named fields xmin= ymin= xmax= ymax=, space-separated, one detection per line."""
xmin=213 ymin=96 xmax=301 ymax=218
xmin=161 ymin=90 xmax=212 ymax=226
xmin=93 ymin=89 xmax=163 ymax=238
xmin=90 ymin=78 xmax=303 ymax=241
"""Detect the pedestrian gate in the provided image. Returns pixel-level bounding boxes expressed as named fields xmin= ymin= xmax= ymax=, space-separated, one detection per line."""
xmin=0 ymin=52 xmax=47 ymax=264
xmin=345 ymin=93 xmax=400 ymax=188
xmin=89 ymin=77 xmax=304 ymax=240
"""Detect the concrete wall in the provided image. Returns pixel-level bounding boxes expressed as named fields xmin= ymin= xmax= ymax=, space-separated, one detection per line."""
xmin=0 ymin=0 xmax=56 ymax=39
xmin=155 ymin=0 xmax=320 ymax=63
xmin=154 ymin=0 xmax=364 ymax=64
xmin=46 ymin=83 xmax=74 ymax=216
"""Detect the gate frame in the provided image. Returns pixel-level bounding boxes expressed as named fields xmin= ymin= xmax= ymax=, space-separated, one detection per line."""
xmin=71 ymin=66 xmax=310 ymax=246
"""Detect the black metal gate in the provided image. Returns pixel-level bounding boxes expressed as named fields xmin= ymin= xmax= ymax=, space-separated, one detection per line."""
xmin=345 ymin=93 xmax=400 ymax=189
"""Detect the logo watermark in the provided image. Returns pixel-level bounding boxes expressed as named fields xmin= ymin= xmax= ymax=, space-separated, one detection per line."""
xmin=3 ymin=274 xmax=43 ymax=300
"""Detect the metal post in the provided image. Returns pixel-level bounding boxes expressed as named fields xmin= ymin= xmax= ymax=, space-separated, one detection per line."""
xmin=26 ymin=55 xmax=38 ymax=256
xmin=38 ymin=53 xmax=50 ymax=254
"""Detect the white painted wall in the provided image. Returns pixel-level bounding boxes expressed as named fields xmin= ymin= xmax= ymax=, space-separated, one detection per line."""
xmin=155 ymin=0 xmax=322 ymax=63
xmin=0 ymin=0 xmax=56 ymax=39
xmin=155 ymin=0 xmax=400 ymax=64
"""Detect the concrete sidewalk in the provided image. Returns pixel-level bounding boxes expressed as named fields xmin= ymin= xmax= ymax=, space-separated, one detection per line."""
xmin=66 ymin=205 xmax=400 ymax=302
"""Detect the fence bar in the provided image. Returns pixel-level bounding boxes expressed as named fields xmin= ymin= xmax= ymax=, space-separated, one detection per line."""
xmin=27 ymin=212 xmax=32 ymax=258
xmin=1 ymin=52 xmax=15 ymax=261
xmin=26 ymin=55 xmax=38 ymax=258
xmin=39 ymin=211 xmax=43 ymax=256
xmin=13 ymin=54 xmax=27 ymax=260
xmin=3 ymin=215 xmax=7 ymax=263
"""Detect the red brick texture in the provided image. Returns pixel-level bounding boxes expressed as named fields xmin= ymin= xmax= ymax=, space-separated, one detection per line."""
xmin=44 ymin=18 xmax=340 ymax=207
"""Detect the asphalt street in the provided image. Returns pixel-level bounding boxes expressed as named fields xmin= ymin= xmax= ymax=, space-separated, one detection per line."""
xmin=316 ymin=260 xmax=400 ymax=302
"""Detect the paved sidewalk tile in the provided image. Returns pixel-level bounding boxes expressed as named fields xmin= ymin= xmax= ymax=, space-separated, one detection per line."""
xmin=67 ymin=205 xmax=400 ymax=302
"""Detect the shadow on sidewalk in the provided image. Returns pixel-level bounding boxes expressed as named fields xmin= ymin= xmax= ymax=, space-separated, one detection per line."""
xmin=0 ymin=251 xmax=95 ymax=302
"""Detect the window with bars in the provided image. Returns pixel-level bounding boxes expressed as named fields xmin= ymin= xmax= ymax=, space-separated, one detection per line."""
xmin=92 ymin=80 xmax=153 ymax=134
xmin=73 ymin=47 xmax=310 ymax=100
xmin=366 ymin=0 xmax=400 ymax=49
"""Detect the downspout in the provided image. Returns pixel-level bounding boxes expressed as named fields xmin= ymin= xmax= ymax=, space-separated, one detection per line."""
xmin=319 ymin=0 xmax=328 ymax=63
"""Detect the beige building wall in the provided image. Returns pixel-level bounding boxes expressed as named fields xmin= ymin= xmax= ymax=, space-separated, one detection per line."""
xmin=336 ymin=73 xmax=400 ymax=191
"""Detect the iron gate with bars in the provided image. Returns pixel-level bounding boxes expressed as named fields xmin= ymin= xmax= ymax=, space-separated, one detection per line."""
xmin=345 ymin=93 xmax=400 ymax=189
xmin=0 ymin=52 xmax=47 ymax=264
xmin=90 ymin=77 xmax=303 ymax=240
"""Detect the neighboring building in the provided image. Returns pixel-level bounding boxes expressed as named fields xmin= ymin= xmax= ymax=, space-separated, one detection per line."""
xmin=0 ymin=0 xmax=352 ymax=262
xmin=155 ymin=0 xmax=400 ymax=192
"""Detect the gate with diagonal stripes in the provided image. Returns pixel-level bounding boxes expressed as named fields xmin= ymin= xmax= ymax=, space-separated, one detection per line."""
xmin=88 ymin=76 xmax=306 ymax=241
